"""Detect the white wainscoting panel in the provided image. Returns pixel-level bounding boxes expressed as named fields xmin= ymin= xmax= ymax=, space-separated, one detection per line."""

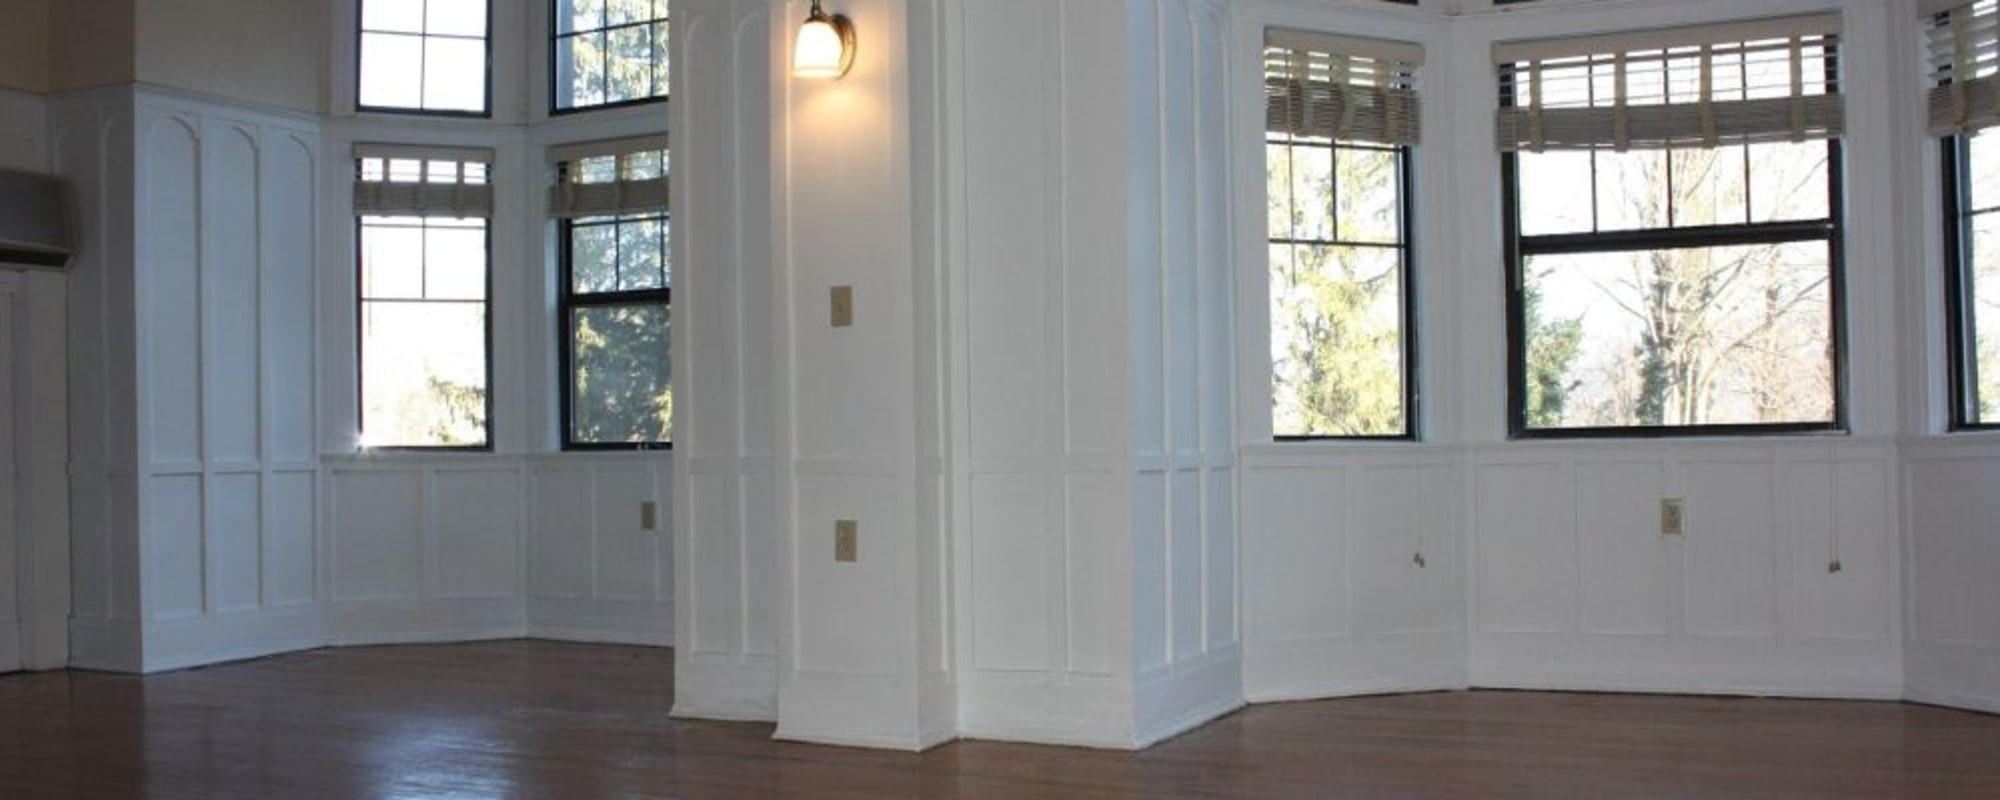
xmin=1905 ymin=441 xmax=2000 ymax=715
xmin=527 ymin=456 xmax=673 ymax=645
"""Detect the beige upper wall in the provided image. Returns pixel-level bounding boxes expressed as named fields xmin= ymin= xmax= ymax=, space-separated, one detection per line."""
xmin=136 ymin=0 xmax=325 ymax=112
xmin=49 ymin=0 xmax=136 ymax=93
xmin=0 ymin=0 xmax=50 ymax=92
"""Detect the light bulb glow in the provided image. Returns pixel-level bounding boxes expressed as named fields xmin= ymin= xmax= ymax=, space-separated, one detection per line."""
xmin=792 ymin=4 xmax=854 ymax=79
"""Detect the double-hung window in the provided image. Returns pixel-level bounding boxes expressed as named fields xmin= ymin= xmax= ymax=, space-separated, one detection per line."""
xmin=359 ymin=0 xmax=491 ymax=115
xmin=1264 ymin=30 xmax=1422 ymax=439
xmin=553 ymin=0 xmax=671 ymax=112
xmin=355 ymin=145 xmax=496 ymax=449
xmin=550 ymin=138 xmax=674 ymax=449
xmin=1498 ymin=17 xmax=1847 ymax=436
xmin=1934 ymin=0 xmax=2000 ymax=428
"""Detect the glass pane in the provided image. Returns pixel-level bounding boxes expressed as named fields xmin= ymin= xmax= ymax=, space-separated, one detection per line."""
xmin=426 ymin=0 xmax=487 ymax=37
xmin=361 ymin=0 xmax=424 ymax=33
xmin=1972 ymin=129 xmax=2000 ymax=212
xmin=1280 ymin=143 xmax=1333 ymax=242
xmin=570 ymin=222 xmax=618 ymax=293
xmin=570 ymin=304 xmax=673 ymax=444
xmin=1517 ymin=150 xmax=1594 ymax=236
xmin=618 ymin=217 xmax=666 ymax=291
xmin=627 ymin=150 xmax=664 ymax=181
xmin=1270 ymin=244 xmax=1406 ymax=437
xmin=652 ymin=20 xmax=671 ymax=95
xmin=561 ymin=32 xmax=607 ymax=109
xmin=360 ymin=222 xmax=423 ymax=299
xmin=1335 ymin=146 xmax=1400 ymax=245
xmin=423 ymin=36 xmax=487 ymax=112
xmin=425 ymin=224 xmax=487 ymax=300
xmin=1969 ymin=211 xmax=2000 ymax=421
xmin=1669 ymin=144 xmax=1750 ymax=228
xmin=606 ymin=0 xmax=654 ymax=26
xmin=361 ymin=301 xmax=488 ymax=447
xmin=606 ymin=24 xmax=655 ymax=104
xmin=1521 ymin=241 xmax=1834 ymax=429
xmin=1594 ymin=148 xmax=1669 ymax=231
xmin=1748 ymin=140 xmax=1831 ymax=223
xmin=359 ymin=32 xmax=424 ymax=108
xmin=560 ymin=0 xmax=603 ymax=35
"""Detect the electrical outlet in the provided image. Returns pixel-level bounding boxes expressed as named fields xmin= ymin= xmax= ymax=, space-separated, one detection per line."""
xmin=834 ymin=519 xmax=859 ymax=563
xmin=1660 ymin=498 xmax=1685 ymax=536
xmin=831 ymin=285 xmax=854 ymax=327
xmin=640 ymin=501 xmax=658 ymax=531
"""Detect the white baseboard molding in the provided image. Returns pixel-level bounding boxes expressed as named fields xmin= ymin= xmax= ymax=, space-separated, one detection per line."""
xmin=671 ymin=654 xmax=779 ymax=723
xmin=957 ymin=677 xmax=1137 ymax=749
xmin=0 ymin=618 xmax=19 ymax=673
xmin=1906 ymin=640 xmax=2000 ymax=716
xmin=328 ymin=597 xmax=527 ymax=646
xmin=527 ymin=597 xmax=672 ymax=646
xmin=141 ymin=606 xmax=328 ymax=673
xmin=1245 ymin=632 xmax=1469 ymax=703
xmin=68 ymin=616 xmax=145 ymax=673
xmin=1135 ymin=649 xmax=1247 ymax=749
xmin=1472 ymin=633 xmax=1905 ymax=700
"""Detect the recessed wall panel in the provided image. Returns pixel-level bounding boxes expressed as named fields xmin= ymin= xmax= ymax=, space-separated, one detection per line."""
xmin=263 ymin=471 xmax=315 ymax=607
xmin=203 ymin=126 xmax=260 ymax=463
xmin=329 ymin=470 xmax=423 ymax=601
xmin=1241 ymin=466 xmax=1349 ymax=643
xmin=149 ymin=475 xmax=205 ymax=618
xmin=143 ymin=117 xmax=202 ymax=464
xmin=1575 ymin=461 xmax=1670 ymax=636
xmin=594 ymin=468 xmax=660 ymax=601
xmin=1065 ymin=472 xmax=1116 ymax=676
xmin=1684 ymin=461 xmax=1776 ymax=638
xmin=687 ymin=471 xmax=742 ymax=653
xmin=1474 ymin=463 xmax=1575 ymax=633
xmin=530 ymin=468 xmax=592 ymax=599
xmin=264 ymin=134 xmax=316 ymax=463
xmin=207 ymin=473 xmax=261 ymax=613
xmin=432 ymin=469 xmax=522 ymax=600
xmin=970 ymin=474 xmax=1049 ymax=672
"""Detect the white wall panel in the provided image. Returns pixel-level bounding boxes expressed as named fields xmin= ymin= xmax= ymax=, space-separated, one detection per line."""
xmin=431 ymin=469 xmax=523 ymax=600
xmin=969 ymin=474 xmax=1049 ymax=672
xmin=1131 ymin=473 xmax=1168 ymax=675
xmin=593 ymin=468 xmax=660 ymax=602
xmin=684 ymin=470 xmax=741 ymax=653
xmin=141 ymin=114 xmax=202 ymax=465
xmin=201 ymin=124 xmax=261 ymax=464
xmin=263 ymin=471 xmax=315 ymax=608
xmin=147 ymin=475 xmax=204 ymax=619
xmin=1784 ymin=458 xmax=1893 ymax=642
xmin=1474 ymin=462 xmax=1575 ymax=633
xmin=1242 ymin=467 xmax=1348 ymax=644
xmin=262 ymin=134 xmax=317 ymax=464
xmin=329 ymin=469 xmax=423 ymax=602
xmin=1574 ymin=462 xmax=1670 ymax=636
xmin=206 ymin=473 xmax=261 ymax=613
xmin=792 ymin=475 xmax=907 ymax=678
xmin=1907 ymin=448 xmax=2000 ymax=715
xmin=1065 ymin=473 xmax=1118 ymax=676
xmin=1682 ymin=460 xmax=1777 ymax=639
xmin=530 ymin=468 xmax=593 ymax=600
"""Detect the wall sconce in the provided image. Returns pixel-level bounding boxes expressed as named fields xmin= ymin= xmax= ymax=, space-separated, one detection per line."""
xmin=793 ymin=0 xmax=855 ymax=79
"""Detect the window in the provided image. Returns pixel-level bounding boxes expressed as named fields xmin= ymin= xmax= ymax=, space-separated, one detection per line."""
xmin=1936 ymin=1 xmax=2000 ymax=427
xmin=551 ymin=140 xmax=673 ymax=448
xmin=354 ymin=146 xmax=496 ymax=448
xmin=1264 ymin=30 xmax=1421 ymax=439
xmin=359 ymin=0 xmax=491 ymax=114
xmin=1498 ymin=17 xmax=1846 ymax=436
xmin=553 ymin=0 xmax=671 ymax=112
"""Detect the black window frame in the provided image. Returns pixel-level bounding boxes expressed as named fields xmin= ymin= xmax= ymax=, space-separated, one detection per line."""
xmin=1267 ymin=135 xmax=1420 ymax=442
xmin=548 ymin=0 xmax=672 ymax=116
xmin=557 ymin=212 xmax=674 ymax=451
xmin=356 ymin=0 xmax=496 ymax=119
xmin=355 ymin=215 xmax=497 ymax=451
xmin=1500 ymin=66 xmax=1850 ymax=440
xmin=1945 ymin=131 xmax=2000 ymax=430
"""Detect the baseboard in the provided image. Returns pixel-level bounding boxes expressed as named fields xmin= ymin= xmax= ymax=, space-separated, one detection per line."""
xmin=527 ymin=597 xmax=672 ymax=646
xmin=1906 ymin=640 xmax=2000 ymax=716
xmin=1245 ymin=633 xmax=1469 ymax=703
xmin=328 ymin=597 xmax=527 ymax=646
xmin=68 ymin=616 xmax=145 ymax=673
xmin=1472 ymin=633 xmax=1905 ymax=700
xmin=0 ymin=618 xmax=19 ymax=673
xmin=957 ymin=677 xmax=1137 ymax=749
xmin=140 ymin=606 xmax=328 ymax=673
xmin=1135 ymin=649 xmax=1247 ymax=749
xmin=671 ymin=654 xmax=779 ymax=722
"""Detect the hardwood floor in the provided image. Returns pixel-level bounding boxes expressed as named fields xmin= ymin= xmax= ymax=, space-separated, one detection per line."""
xmin=2 ymin=641 xmax=1997 ymax=799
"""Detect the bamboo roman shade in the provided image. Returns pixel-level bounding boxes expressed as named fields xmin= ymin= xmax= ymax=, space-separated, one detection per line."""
xmin=548 ymin=136 xmax=671 ymax=219
xmin=1265 ymin=29 xmax=1423 ymax=147
xmin=1494 ymin=14 xmax=1845 ymax=152
xmin=1928 ymin=0 xmax=2000 ymax=134
xmin=352 ymin=143 xmax=495 ymax=218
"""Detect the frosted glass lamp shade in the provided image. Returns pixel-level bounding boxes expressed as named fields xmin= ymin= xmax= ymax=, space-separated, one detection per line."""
xmin=793 ymin=2 xmax=854 ymax=79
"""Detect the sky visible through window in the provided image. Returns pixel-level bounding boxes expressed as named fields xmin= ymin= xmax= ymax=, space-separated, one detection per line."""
xmin=360 ymin=0 xmax=489 ymax=113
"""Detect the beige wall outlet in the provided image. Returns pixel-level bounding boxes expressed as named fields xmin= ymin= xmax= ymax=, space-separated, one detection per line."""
xmin=641 ymin=501 xmax=658 ymax=531
xmin=834 ymin=519 xmax=859 ymax=562
xmin=1660 ymin=498 xmax=1685 ymax=536
xmin=831 ymin=285 xmax=854 ymax=327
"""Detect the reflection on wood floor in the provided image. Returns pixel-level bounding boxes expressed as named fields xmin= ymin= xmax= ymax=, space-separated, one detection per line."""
xmin=2 ymin=641 xmax=1997 ymax=799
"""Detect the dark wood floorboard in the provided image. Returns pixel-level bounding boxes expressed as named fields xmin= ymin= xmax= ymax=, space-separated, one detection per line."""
xmin=2 ymin=641 xmax=1997 ymax=799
